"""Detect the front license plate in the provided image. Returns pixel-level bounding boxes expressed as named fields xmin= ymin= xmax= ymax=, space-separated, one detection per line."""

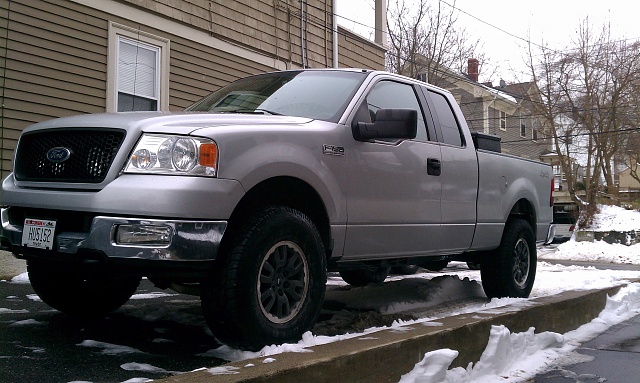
xmin=22 ymin=218 xmax=56 ymax=250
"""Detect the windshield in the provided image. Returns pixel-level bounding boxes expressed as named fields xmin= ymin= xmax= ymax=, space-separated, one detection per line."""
xmin=186 ymin=70 xmax=367 ymax=122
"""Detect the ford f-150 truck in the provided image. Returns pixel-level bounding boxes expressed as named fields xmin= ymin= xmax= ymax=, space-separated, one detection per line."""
xmin=0 ymin=69 xmax=554 ymax=350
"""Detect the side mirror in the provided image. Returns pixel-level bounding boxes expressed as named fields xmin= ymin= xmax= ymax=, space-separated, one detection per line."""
xmin=352 ymin=109 xmax=417 ymax=141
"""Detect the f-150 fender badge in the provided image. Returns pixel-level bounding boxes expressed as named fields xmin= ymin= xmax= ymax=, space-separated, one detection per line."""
xmin=323 ymin=145 xmax=345 ymax=156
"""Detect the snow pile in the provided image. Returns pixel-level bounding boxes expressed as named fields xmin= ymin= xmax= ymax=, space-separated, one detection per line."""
xmin=399 ymin=283 xmax=640 ymax=383
xmin=590 ymin=205 xmax=640 ymax=231
xmin=550 ymin=241 xmax=640 ymax=265
xmin=539 ymin=204 xmax=640 ymax=265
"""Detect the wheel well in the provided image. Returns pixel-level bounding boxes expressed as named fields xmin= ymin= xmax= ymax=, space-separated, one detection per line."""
xmin=221 ymin=176 xmax=331 ymax=258
xmin=508 ymin=198 xmax=536 ymax=234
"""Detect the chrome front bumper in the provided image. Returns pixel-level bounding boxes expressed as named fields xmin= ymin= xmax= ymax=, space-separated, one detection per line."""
xmin=1 ymin=208 xmax=227 ymax=261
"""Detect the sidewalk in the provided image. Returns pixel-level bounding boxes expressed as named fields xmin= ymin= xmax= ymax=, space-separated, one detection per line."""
xmin=534 ymin=313 xmax=640 ymax=382
xmin=0 ymin=250 xmax=26 ymax=280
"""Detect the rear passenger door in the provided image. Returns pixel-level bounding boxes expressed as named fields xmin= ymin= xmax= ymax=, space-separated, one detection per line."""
xmin=421 ymin=89 xmax=479 ymax=253
xmin=343 ymin=77 xmax=443 ymax=259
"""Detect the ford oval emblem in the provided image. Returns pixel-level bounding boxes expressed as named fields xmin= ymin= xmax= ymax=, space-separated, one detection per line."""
xmin=46 ymin=147 xmax=72 ymax=163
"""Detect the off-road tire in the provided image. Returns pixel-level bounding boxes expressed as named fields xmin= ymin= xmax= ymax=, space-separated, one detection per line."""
xmin=27 ymin=260 xmax=141 ymax=317
xmin=339 ymin=266 xmax=390 ymax=286
xmin=481 ymin=218 xmax=536 ymax=298
xmin=201 ymin=206 xmax=326 ymax=351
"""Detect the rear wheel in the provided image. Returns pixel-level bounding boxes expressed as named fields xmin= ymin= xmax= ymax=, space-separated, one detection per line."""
xmin=481 ymin=219 xmax=536 ymax=298
xmin=27 ymin=260 xmax=141 ymax=317
xmin=201 ymin=206 xmax=326 ymax=351
xmin=339 ymin=266 xmax=390 ymax=286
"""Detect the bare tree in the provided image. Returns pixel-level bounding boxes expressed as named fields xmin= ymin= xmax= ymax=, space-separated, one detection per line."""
xmin=385 ymin=0 xmax=486 ymax=85
xmin=528 ymin=19 xmax=640 ymax=224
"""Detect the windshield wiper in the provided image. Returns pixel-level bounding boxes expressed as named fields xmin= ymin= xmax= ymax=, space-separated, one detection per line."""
xmin=224 ymin=108 xmax=282 ymax=115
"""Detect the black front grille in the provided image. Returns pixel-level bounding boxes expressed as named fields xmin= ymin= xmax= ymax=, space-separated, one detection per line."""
xmin=14 ymin=129 xmax=126 ymax=183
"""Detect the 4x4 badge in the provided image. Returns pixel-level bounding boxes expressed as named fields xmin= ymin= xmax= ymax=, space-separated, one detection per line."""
xmin=46 ymin=147 xmax=72 ymax=163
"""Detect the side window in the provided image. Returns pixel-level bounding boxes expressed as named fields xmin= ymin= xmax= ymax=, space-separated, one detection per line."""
xmin=428 ymin=91 xmax=464 ymax=147
xmin=358 ymin=80 xmax=429 ymax=141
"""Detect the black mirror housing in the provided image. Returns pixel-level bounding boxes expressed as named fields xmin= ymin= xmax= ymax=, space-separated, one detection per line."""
xmin=352 ymin=109 xmax=418 ymax=141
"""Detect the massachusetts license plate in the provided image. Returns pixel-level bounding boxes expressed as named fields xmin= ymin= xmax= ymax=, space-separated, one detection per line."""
xmin=22 ymin=218 xmax=56 ymax=250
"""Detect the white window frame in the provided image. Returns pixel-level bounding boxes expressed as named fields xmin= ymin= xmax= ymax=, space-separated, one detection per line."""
xmin=532 ymin=128 xmax=538 ymax=141
xmin=499 ymin=110 xmax=506 ymax=131
xmin=107 ymin=22 xmax=170 ymax=112
xmin=519 ymin=113 xmax=526 ymax=137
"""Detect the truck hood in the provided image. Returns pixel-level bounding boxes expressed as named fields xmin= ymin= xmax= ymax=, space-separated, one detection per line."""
xmin=22 ymin=112 xmax=314 ymax=136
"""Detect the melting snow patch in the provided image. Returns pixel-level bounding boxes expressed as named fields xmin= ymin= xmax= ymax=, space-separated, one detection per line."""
xmin=129 ymin=292 xmax=178 ymax=300
xmin=207 ymin=366 xmax=240 ymax=375
xmin=26 ymin=294 xmax=41 ymax=302
xmin=120 ymin=378 xmax=153 ymax=383
xmin=0 ymin=308 xmax=28 ymax=314
xmin=77 ymin=340 xmax=146 ymax=355
xmin=262 ymin=357 xmax=276 ymax=363
xmin=8 ymin=318 xmax=45 ymax=326
xmin=10 ymin=273 xmax=30 ymax=284
xmin=121 ymin=362 xmax=168 ymax=373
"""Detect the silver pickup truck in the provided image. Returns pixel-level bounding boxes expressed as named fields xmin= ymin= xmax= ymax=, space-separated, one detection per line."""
xmin=0 ymin=69 xmax=554 ymax=350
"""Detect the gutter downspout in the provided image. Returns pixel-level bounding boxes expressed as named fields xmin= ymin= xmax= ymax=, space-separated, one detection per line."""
xmin=332 ymin=0 xmax=338 ymax=68
xmin=300 ymin=0 xmax=306 ymax=68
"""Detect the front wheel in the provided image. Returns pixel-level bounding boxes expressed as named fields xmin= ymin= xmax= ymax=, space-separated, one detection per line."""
xmin=27 ymin=261 xmax=141 ymax=317
xmin=201 ymin=206 xmax=327 ymax=351
xmin=481 ymin=219 xmax=536 ymax=298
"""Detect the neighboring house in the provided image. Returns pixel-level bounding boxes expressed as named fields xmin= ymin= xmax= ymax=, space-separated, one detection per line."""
xmin=618 ymin=161 xmax=640 ymax=200
xmin=419 ymin=59 xmax=551 ymax=162
xmin=0 ymin=0 xmax=387 ymax=179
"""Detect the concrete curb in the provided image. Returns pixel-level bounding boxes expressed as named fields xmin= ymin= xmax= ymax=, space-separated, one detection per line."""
xmin=157 ymin=285 xmax=625 ymax=383
xmin=0 ymin=250 xmax=26 ymax=281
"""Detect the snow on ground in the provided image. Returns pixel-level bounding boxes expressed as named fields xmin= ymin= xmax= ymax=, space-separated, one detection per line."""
xmin=591 ymin=204 xmax=640 ymax=232
xmin=4 ymin=204 xmax=640 ymax=383
xmin=400 ymin=284 xmax=640 ymax=383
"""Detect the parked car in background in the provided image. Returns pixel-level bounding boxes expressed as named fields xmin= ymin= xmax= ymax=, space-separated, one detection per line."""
xmin=552 ymin=211 xmax=576 ymax=243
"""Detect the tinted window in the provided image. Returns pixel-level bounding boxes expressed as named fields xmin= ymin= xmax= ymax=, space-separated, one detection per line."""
xmin=360 ymin=81 xmax=429 ymax=141
xmin=429 ymin=91 xmax=463 ymax=146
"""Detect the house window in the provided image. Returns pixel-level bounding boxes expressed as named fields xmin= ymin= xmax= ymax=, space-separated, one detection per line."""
xmin=117 ymin=37 xmax=159 ymax=111
xmin=519 ymin=113 xmax=526 ymax=137
xmin=107 ymin=23 xmax=170 ymax=112
xmin=532 ymin=129 xmax=538 ymax=141
xmin=500 ymin=111 xmax=506 ymax=131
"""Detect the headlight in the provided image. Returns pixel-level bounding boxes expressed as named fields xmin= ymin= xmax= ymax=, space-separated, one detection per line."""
xmin=124 ymin=134 xmax=218 ymax=177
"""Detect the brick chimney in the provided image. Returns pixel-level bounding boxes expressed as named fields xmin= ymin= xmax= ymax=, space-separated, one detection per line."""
xmin=468 ymin=58 xmax=479 ymax=82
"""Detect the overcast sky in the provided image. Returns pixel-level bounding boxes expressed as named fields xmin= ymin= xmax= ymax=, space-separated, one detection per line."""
xmin=336 ymin=0 xmax=640 ymax=82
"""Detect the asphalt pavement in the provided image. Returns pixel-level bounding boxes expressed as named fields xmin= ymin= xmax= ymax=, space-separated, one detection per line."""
xmin=2 ymin=250 xmax=639 ymax=383
xmin=533 ymin=312 xmax=640 ymax=383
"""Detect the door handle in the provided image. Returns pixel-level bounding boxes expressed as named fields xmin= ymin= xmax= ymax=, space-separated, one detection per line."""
xmin=427 ymin=158 xmax=441 ymax=176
